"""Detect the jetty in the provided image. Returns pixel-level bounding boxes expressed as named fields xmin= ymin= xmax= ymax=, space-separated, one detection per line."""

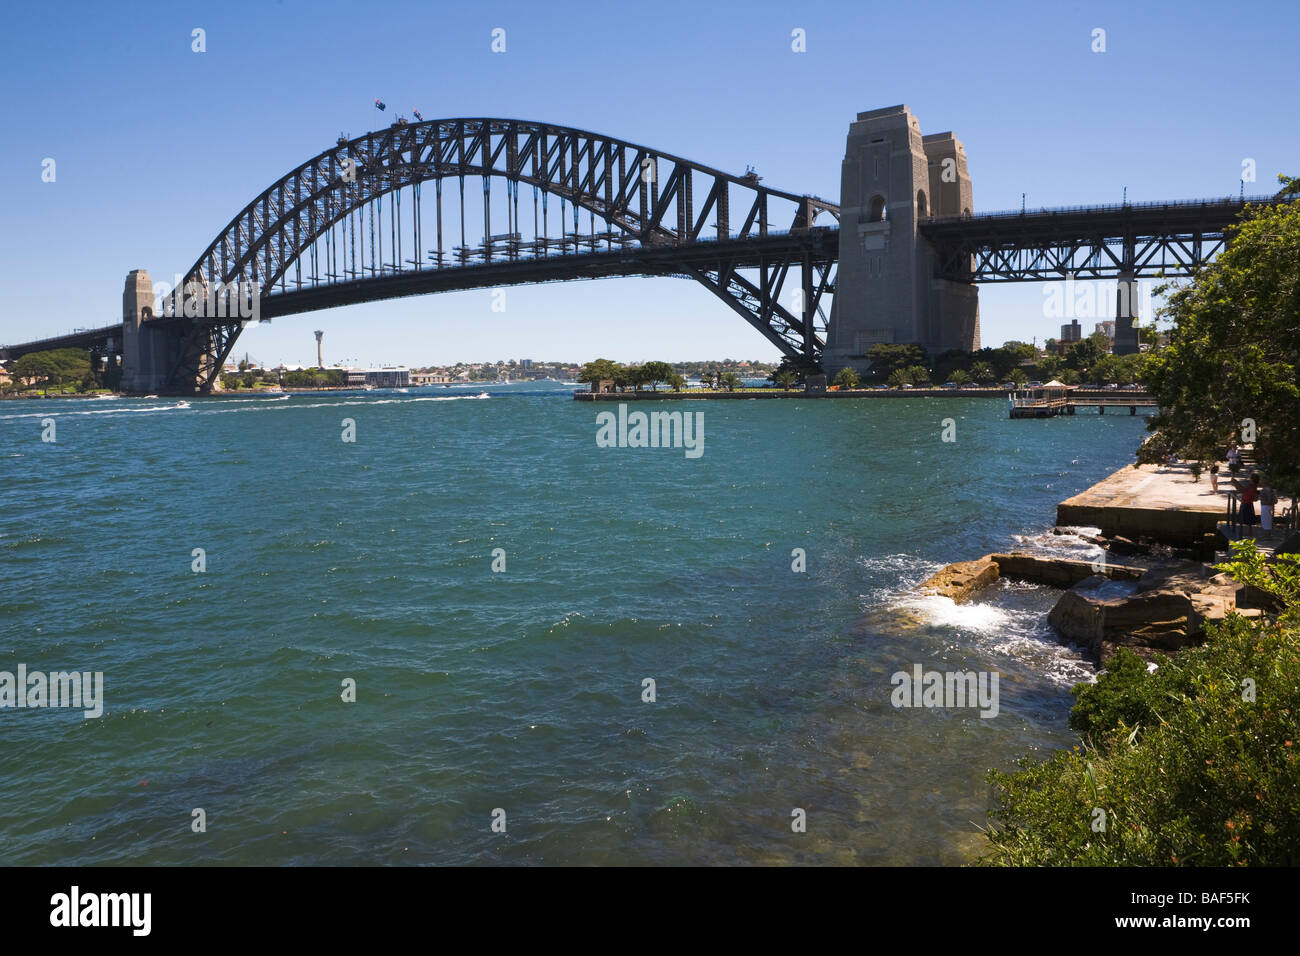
xmin=1009 ymin=382 xmax=1156 ymax=418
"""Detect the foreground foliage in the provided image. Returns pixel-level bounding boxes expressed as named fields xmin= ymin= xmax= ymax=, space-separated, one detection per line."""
xmin=980 ymin=542 xmax=1300 ymax=866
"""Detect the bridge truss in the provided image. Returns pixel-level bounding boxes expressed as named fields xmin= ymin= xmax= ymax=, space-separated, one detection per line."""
xmin=153 ymin=118 xmax=839 ymax=391
xmin=920 ymin=195 xmax=1278 ymax=282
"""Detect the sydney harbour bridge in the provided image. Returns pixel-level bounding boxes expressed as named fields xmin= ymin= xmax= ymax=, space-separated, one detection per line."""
xmin=1 ymin=106 xmax=1284 ymax=393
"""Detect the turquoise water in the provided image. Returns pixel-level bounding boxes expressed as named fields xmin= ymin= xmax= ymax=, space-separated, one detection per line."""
xmin=0 ymin=384 xmax=1147 ymax=865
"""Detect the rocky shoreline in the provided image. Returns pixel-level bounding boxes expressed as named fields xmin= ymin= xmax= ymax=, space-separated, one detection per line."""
xmin=917 ymin=548 xmax=1254 ymax=664
xmin=917 ymin=462 xmax=1295 ymax=665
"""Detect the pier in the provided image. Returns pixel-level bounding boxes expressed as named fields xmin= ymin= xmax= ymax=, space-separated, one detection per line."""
xmin=1055 ymin=461 xmax=1296 ymax=547
xmin=1010 ymin=383 xmax=1155 ymax=418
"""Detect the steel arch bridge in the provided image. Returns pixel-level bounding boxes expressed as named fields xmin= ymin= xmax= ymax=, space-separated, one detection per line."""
xmin=151 ymin=118 xmax=839 ymax=392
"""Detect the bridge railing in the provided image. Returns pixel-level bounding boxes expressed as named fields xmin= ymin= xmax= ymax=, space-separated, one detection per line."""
xmin=926 ymin=194 xmax=1282 ymax=223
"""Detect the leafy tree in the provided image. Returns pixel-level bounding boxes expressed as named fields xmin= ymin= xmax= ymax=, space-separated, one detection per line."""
xmin=614 ymin=364 xmax=641 ymax=391
xmin=666 ymin=372 xmax=686 ymax=392
xmin=772 ymin=369 xmax=797 ymax=390
xmin=1092 ymin=352 xmax=1147 ymax=386
xmin=1010 ymin=368 xmax=1029 ymax=386
xmin=832 ymin=367 xmax=860 ymax=389
xmin=1038 ymin=353 xmax=1064 ymax=379
xmin=866 ymin=342 xmax=927 ymax=380
xmin=639 ymin=361 xmax=674 ymax=392
xmin=902 ymin=364 xmax=931 ymax=386
xmin=1139 ymin=175 xmax=1300 ymax=494
xmin=1002 ymin=340 xmax=1039 ymax=363
xmin=949 ymin=369 xmax=970 ymax=387
xmin=718 ymin=370 xmax=742 ymax=391
xmin=768 ymin=356 xmax=811 ymax=388
xmin=968 ymin=361 xmax=995 ymax=384
xmin=578 ymin=358 xmax=622 ymax=385
xmin=10 ymin=348 xmax=92 ymax=389
xmin=1063 ymin=332 xmax=1110 ymax=378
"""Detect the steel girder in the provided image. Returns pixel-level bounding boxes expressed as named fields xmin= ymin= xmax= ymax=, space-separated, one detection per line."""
xmin=920 ymin=196 xmax=1283 ymax=282
xmin=0 ymin=324 xmax=121 ymax=361
xmin=153 ymin=118 xmax=839 ymax=391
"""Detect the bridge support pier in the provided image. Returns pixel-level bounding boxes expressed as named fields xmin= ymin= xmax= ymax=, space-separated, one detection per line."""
xmin=824 ymin=105 xmax=980 ymax=378
xmin=1114 ymin=269 xmax=1140 ymax=355
xmin=120 ymin=270 xmax=178 ymax=393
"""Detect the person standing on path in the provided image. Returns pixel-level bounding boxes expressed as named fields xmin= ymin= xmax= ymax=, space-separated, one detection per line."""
xmin=1232 ymin=472 xmax=1261 ymax=527
xmin=1209 ymin=463 xmax=1220 ymax=493
xmin=1260 ymin=481 xmax=1278 ymax=537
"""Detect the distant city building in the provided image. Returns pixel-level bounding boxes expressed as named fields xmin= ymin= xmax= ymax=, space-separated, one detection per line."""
xmin=519 ymin=359 xmax=533 ymax=369
xmin=345 ymin=369 xmax=366 ymax=386
xmin=1060 ymin=319 xmax=1082 ymax=342
xmin=1095 ymin=320 xmax=1116 ymax=340
xmin=365 ymin=367 xmax=410 ymax=387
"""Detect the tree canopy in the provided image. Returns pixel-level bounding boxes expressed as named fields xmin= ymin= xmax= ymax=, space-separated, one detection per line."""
xmin=7 ymin=348 xmax=93 ymax=390
xmin=577 ymin=358 xmax=621 ymax=384
xmin=1139 ymin=175 xmax=1300 ymax=493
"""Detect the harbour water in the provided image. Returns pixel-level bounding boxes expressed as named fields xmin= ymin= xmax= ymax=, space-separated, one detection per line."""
xmin=0 ymin=383 xmax=1147 ymax=864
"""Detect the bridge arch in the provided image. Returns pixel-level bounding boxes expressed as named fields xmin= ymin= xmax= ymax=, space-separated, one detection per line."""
xmin=155 ymin=118 xmax=839 ymax=392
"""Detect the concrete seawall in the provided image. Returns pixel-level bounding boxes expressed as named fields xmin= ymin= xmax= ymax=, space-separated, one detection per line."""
xmin=575 ymin=388 xmax=1151 ymax=402
xmin=1057 ymin=462 xmax=1226 ymax=547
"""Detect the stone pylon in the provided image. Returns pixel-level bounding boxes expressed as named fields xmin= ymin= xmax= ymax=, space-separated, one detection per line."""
xmin=824 ymin=105 xmax=980 ymax=376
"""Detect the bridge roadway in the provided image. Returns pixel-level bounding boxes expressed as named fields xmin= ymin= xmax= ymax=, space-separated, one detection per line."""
xmin=1 ymin=192 xmax=1283 ymax=364
xmin=922 ymin=194 xmax=1272 ymax=281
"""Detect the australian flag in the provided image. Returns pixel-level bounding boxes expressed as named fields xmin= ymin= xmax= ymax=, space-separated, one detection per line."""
xmin=374 ymin=99 xmax=386 ymax=111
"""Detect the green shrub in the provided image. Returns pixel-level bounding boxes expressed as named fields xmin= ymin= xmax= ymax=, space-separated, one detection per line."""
xmin=832 ymin=367 xmax=860 ymax=389
xmin=980 ymin=541 xmax=1300 ymax=866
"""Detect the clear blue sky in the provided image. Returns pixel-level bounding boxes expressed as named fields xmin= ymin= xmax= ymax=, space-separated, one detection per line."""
xmin=2 ymin=0 xmax=1296 ymax=366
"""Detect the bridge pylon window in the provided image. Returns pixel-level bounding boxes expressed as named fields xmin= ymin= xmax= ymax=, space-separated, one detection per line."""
xmin=869 ymin=195 xmax=887 ymax=222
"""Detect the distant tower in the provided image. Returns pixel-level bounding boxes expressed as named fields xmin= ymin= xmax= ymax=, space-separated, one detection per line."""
xmin=314 ymin=330 xmax=324 ymax=368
